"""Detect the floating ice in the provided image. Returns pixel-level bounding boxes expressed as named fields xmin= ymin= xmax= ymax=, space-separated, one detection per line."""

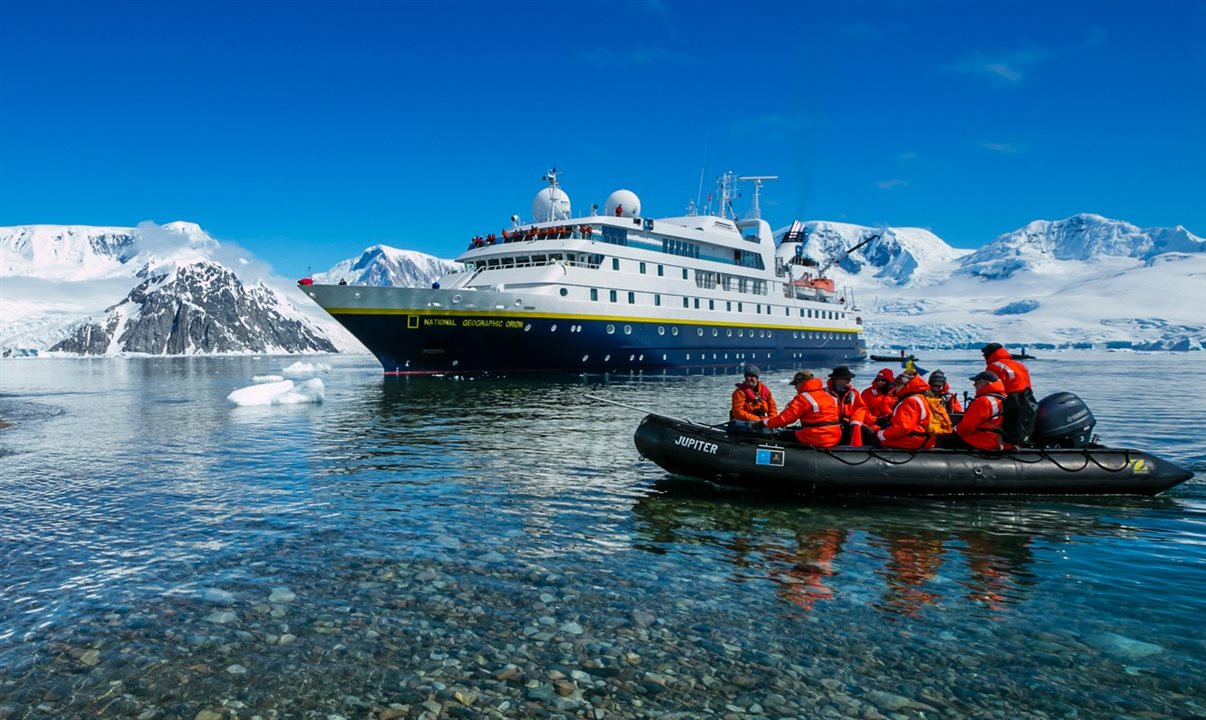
xmin=281 ymin=361 xmax=331 ymax=377
xmin=252 ymin=374 xmax=284 ymax=383
xmin=227 ymin=378 xmax=324 ymax=406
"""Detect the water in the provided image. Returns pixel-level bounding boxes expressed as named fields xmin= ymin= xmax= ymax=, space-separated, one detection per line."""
xmin=0 ymin=351 xmax=1203 ymax=719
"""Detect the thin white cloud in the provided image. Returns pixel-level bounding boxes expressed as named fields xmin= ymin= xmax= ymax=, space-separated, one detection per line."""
xmin=877 ymin=178 xmax=910 ymax=190
xmin=579 ymin=46 xmax=697 ymax=68
xmin=947 ymin=46 xmax=1050 ymax=85
xmin=982 ymin=141 xmax=1019 ymax=154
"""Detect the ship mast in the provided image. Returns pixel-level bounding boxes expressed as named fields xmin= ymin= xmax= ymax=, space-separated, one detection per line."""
xmin=738 ymin=175 xmax=778 ymax=220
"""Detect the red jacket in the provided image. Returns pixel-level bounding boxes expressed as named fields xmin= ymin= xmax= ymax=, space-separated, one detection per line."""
xmin=985 ymin=347 xmax=1032 ymax=395
xmin=877 ymin=374 xmax=939 ymax=449
xmin=826 ymin=380 xmax=868 ymax=425
xmin=933 ymin=383 xmax=964 ymax=414
xmin=767 ymin=378 xmax=842 ymax=447
xmin=730 ymin=382 xmax=778 ymax=421
xmin=861 ymin=369 xmax=897 ymax=420
xmin=956 ymin=378 xmax=1011 ymax=451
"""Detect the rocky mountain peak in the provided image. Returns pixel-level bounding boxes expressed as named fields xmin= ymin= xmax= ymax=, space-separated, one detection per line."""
xmin=50 ymin=259 xmax=336 ymax=355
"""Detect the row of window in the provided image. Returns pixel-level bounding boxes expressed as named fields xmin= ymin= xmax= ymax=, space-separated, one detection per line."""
xmin=601 ymin=324 xmax=850 ymax=340
xmin=582 ymin=287 xmax=845 ymax=320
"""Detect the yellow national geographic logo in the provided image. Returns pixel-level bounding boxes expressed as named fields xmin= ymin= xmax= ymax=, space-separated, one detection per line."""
xmin=407 ymin=315 xmax=419 ymax=329
xmin=1130 ymin=458 xmax=1150 ymax=474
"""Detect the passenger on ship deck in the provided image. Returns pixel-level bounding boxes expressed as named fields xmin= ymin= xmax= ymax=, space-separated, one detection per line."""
xmin=861 ymin=368 xmax=897 ymax=426
xmin=753 ymin=371 xmax=841 ymax=448
xmin=825 ymin=366 xmax=870 ymax=445
xmin=946 ymin=371 xmax=1013 ymax=451
xmin=876 ymin=371 xmax=948 ymax=450
xmin=730 ymin=365 xmax=778 ymax=422
xmin=927 ymin=370 xmax=964 ymax=415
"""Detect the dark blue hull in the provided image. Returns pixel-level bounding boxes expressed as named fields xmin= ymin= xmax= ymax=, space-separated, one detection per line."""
xmin=331 ymin=312 xmax=866 ymax=375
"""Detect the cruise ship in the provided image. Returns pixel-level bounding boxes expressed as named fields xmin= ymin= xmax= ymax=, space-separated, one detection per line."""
xmin=300 ymin=171 xmax=867 ymax=375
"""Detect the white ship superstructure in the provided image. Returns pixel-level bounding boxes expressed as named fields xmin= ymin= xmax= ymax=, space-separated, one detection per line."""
xmin=301 ymin=171 xmax=866 ymax=375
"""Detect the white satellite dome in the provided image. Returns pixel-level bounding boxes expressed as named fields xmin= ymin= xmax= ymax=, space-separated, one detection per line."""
xmin=604 ymin=189 xmax=641 ymax=218
xmin=531 ymin=186 xmax=571 ymax=222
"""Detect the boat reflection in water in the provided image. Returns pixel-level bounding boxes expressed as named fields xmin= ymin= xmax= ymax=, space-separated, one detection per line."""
xmin=627 ymin=481 xmax=1174 ymax=620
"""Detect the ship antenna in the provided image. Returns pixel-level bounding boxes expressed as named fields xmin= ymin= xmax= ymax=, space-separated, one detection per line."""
xmin=737 ymin=175 xmax=778 ymax=220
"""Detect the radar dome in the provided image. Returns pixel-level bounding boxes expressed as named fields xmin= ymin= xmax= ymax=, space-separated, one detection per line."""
xmin=532 ymin=187 xmax=571 ymax=222
xmin=604 ymin=189 xmax=641 ymax=218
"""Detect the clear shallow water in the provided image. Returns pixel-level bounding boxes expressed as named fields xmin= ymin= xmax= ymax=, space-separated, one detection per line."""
xmin=0 ymin=351 xmax=1203 ymax=719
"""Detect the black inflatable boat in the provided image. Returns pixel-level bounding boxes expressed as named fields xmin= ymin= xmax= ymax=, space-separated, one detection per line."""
xmin=633 ymin=414 xmax=1194 ymax=497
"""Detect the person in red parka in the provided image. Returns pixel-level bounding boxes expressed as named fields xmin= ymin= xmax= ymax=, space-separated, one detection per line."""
xmin=730 ymin=364 xmax=778 ymax=422
xmin=876 ymin=371 xmax=944 ymax=449
xmin=981 ymin=343 xmax=1031 ymax=394
xmin=951 ymin=371 xmax=1013 ymax=450
xmin=826 ymin=365 xmax=869 ymax=445
xmin=862 ymin=368 xmax=897 ymax=424
xmin=756 ymin=370 xmax=842 ymax=447
xmin=927 ymin=369 xmax=964 ymax=414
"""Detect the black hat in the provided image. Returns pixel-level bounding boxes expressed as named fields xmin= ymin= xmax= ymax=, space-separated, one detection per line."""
xmin=929 ymin=369 xmax=946 ymax=382
xmin=981 ymin=342 xmax=1004 ymax=357
xmin=970 ymin=371 xmax=999 ymax=383
xmin=829 ymin=365 xmax=856 ymax=380
xmin=788 ymin=370 xmax=814 ymax=385
xmin=743 ymin=364 xmax=760 ymax=378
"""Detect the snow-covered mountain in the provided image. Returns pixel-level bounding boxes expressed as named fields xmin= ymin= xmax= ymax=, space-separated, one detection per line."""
xmin=837 ymin=214 xmax=1204 ymax=351
xmin=776 ymin=221 xmax=970 ymax=287
xmin=313 ymin=245 xmax=461 ymax=287
xmin=3 ymin=213 xmax=1201 ymax=356
xmin=959 ymin=213 xmax=1202 ymax=279
xmin=51 ymin=260 xmax=336 ymax=355
xmin=0 ymin=222 xmax=344 ymax=356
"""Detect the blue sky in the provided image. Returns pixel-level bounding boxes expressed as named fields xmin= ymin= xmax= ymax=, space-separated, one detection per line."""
xmin=3 ymin=0 xmax=1203 ymax=278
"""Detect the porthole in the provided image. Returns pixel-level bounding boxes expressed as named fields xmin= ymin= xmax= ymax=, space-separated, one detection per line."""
xmin=550 ymin=324 xmax=557 ymax=332
xmin=697 ymin=328 xmax=704 ymax=337
xmin=524 ymin=324 xmax=531 ymax=332
xmin=452 ymin=294 xmax=462 ymax=303
xmin=452 ymin=360 xmax=459 ymax=366
xmin=629 ymin=354 xmax=635 ymax=361
xmin=582 ymin=354 xmax=589 ymax=362
xmin=559 ymin=288 xmax=568 ymax=297
xmin=354 ymin=292 xmax=362 ymax=298
xmin=738 ymin=329 xmax=744 ymax=338
xmin=686 ymin=354 xmax=691 ymax=360
xmin=672 ymin=327 xmax=679 ymax=336
xmin=711 ymin=328 xmax=718 ymax=337
xmin=662 ymin=354 xmax=667 ymax=360
xmin=639 ymin=354 xmax=644 ymax=361
xmin=514 ymin=299 xmax=522 ymax=306
xmin=726 ymin=329 xmax=732 ymax=337
xmin=606 ymin=324 xmax=615 ymax=334
xmin=604 ymin=354 xmax=611 ymax=362
xmin=658 ymin=327 xmax=665 ymax=336
xmin=624 ymin=325 xmax=632 ymax=335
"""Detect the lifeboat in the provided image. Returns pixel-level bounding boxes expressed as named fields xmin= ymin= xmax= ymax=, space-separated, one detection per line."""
xmin=633 ymin=414 xmax=1193 ymax=497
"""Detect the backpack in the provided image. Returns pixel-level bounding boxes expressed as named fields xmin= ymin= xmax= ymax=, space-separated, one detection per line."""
xmin=921 ymin=395 xmax=953 ymax=435
xmin=1001 ymin=388 xmax=1039 ymax=444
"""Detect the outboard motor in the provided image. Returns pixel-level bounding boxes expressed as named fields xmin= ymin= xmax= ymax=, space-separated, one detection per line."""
xmin=1032 ymin=392 xmax=1096 ymax=448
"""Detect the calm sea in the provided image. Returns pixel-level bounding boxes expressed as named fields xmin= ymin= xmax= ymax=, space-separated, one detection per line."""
xmin=1 ymin=351 xmax=1203 ymax=720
